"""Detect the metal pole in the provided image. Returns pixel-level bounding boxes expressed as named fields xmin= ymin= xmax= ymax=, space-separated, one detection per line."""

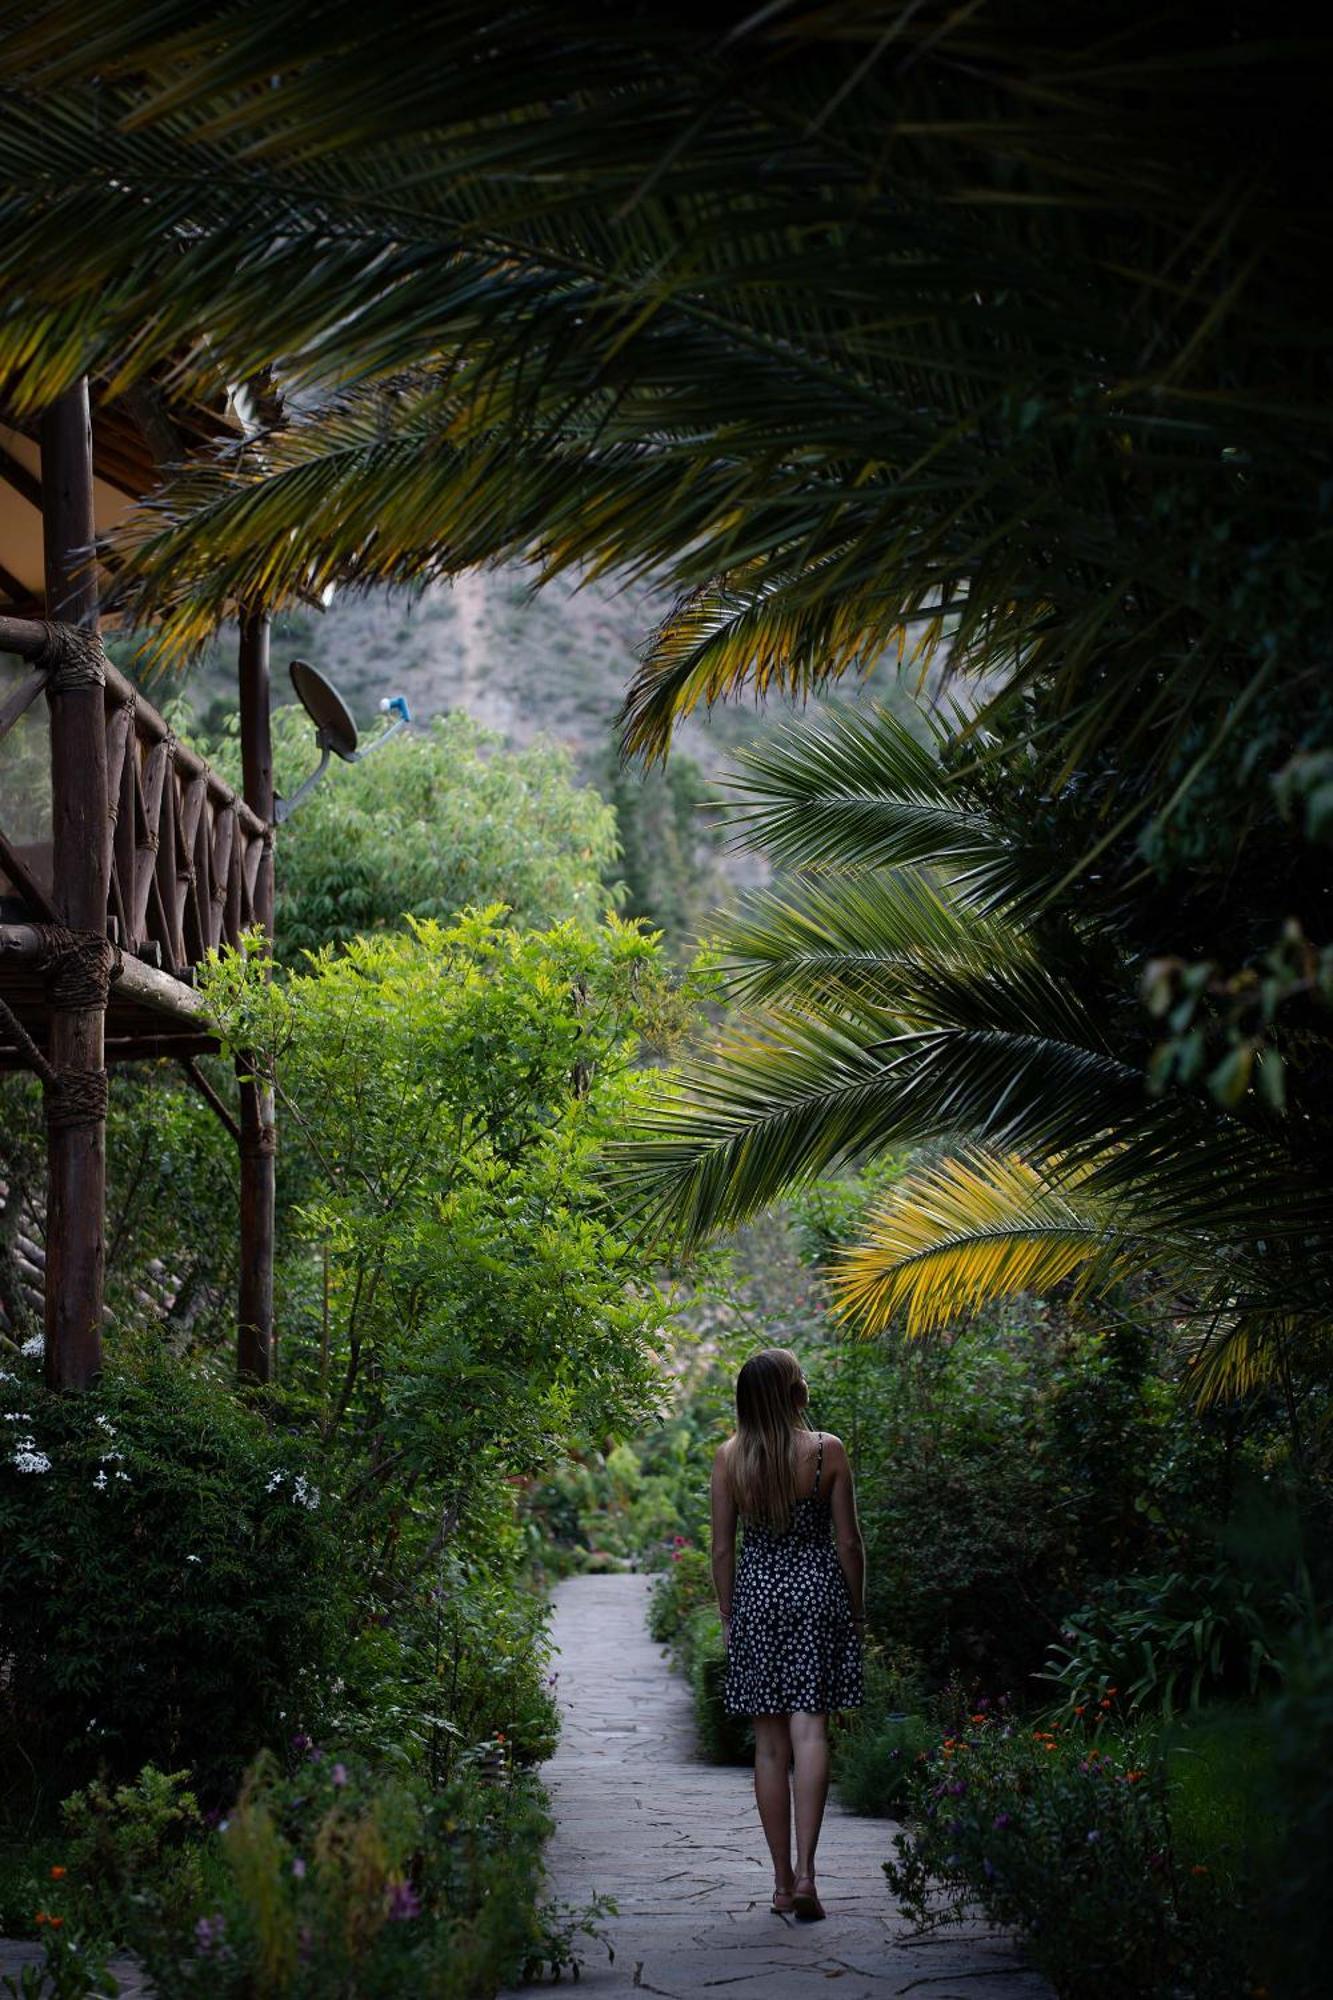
xmin=40 ymin=380 xmax=110 ymax=1391
xmin=236 ymin=607 xmax=276 ymax=1383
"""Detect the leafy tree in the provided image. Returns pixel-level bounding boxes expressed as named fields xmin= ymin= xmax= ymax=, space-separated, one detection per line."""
xmin=207 ymin=706 xmax=622 ymax=961
xmin=199 ymin=909 xmax=675 ymax=1575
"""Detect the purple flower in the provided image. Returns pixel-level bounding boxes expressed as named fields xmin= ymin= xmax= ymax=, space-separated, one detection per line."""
xmin=945 ymin=1780 xmax=967 ymax=1797
xmin=331 ymin=1763 xmax=348 ymax=1788
xmin=948 ymin=1818 xmax=964 ymax=1835
xmin=992 ymin=1811 xmax=1013 ymax=1831
xmin=291 ymin=1731 xmax=311 ymax=1753
xmin=1086 ymin=1830 xmax=1102 ymax=1844
xmin=983 ymin=1858 xmax=996 ymax=1880
xmin=194 ymin=1913 xmax=227 ymax=1955
xmin=292 ymin=1857 xmax=307 ymax=1879
xmin=386 ymin=1880 xmax=422 ymax=1922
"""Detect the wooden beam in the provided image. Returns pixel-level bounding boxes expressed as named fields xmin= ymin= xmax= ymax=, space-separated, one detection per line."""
xmin=0 ymin=668 xmax=47 ymax=748
xmin=0 ymin=560 xmax=41 ymax=615
xmin=236 ymin=608 xmax=275 ymax=1387
xmin=179 ymin=1055 xmax=241 ymax=1143
xmin=0 ymin=823 xmax=59 ymax=922
xmin=0 ymin=924 xmax=209 ymax=1022
xmin=41 ymin=380 xmax=109 ymax=1392
xmin=0 ymin=439 xmax=42 ymax=511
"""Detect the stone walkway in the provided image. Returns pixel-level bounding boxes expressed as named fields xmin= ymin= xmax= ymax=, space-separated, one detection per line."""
xmin=504 ymin=1573 xmax=1052 ymax=1999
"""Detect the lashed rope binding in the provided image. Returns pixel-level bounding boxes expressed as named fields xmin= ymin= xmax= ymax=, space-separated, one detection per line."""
xmin=36 ymin=621 xmax=108 ymax=693
xmin=0 ymin=929 xmax=121 ymax=1132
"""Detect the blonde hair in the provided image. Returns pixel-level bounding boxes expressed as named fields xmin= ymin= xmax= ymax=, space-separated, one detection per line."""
xmin=727 ymin=1348 xmax=810 ymax=1530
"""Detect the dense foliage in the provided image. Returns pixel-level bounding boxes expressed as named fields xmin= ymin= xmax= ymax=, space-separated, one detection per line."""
xmin=884 ymin=1704 xmax=1278 ymax=2000
xmin=8 ymin=1755 xmax=607 ymax=1998
xmin=210 ymin=707 xmax=623 ymax=962
xmin=0 ymin=1346 xmax=341 ymax=1802
xmin=0 ymin=715 xmax=685 ymax=1988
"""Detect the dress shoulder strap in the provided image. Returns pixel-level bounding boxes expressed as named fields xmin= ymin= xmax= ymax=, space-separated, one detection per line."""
xmin=812 ymin=1431 xmax=824 ymax=1499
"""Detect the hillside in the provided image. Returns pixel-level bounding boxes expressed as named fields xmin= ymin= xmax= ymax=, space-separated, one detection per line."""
xmin=171 ymin=566 xmax=932 ymax=950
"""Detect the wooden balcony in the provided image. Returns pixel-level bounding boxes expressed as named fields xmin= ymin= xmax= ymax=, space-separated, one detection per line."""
xmin=0 ymin=613 xmax=267 ymax=1067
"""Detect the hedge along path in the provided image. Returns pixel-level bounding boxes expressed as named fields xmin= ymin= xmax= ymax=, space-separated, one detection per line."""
xmin=502 ymin=1573 xmax=1053 ymax=2000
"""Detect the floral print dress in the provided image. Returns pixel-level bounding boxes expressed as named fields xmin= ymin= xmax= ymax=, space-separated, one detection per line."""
xmin=724 ymin=1434 xmax=864 ymax=1717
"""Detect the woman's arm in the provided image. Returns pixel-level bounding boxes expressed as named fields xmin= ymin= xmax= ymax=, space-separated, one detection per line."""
xmin=826 ymin=1437 xmax=866 ymax=1624
xmin=709 ymin=1443 xmax=738 ymax=1633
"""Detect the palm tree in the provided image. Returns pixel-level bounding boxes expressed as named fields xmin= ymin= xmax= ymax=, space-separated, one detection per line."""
xmin=617 ymin=701 xmax=1333 ymax=1403
xmin=0 ymin=2 xmax=1326 ymax=867
xmin=2 ymin=2 xmax=1327 ymax=1388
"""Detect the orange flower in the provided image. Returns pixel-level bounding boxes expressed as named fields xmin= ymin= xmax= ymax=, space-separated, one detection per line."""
xmin=1073 ymin=1704 xmax=1086 ymax=1716
xmin=495 ymin=1733 xmax=506 ymax=1744
xmin=1106 ymin=1687 xmax=1118 ymax=1696
xmin=1044 ymin=1742 xmax=1058 ymax=1753
xmin=49 ymin=1918 xmax=64 ymax=1931
xmin=1099 ymin=1698 xmax=1112 ymax=1709
xmin=1126 ymin=1770 xmax=1146 ymax=1784
xmin=49 ymin=1867 xmax=66 ymax=1881
xmin=1191 ymin=1864 xmax=1209 ymax=1877
xmin=34 ymin=1912 xmax=48 ymax=1927
xmin=969 ymin=1713 xmax=987 ymax=1726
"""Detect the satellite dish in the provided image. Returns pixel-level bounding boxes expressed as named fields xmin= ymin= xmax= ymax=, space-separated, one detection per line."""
xmin=289 ymin=658 xmax=359 ymax=761
xmin=273 ymin=661 xmax=413 ymax=824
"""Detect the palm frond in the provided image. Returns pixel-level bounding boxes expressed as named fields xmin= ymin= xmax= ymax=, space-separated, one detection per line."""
xmin=709 ymin=702 xmax=1047 ymax=914
xmin=831 ymin=1147 xmax=1162 ymax=1336
xmin=0 ymin=1 xmax=1324 ymax=830
xmin=617 ymin=1000 xmax=1141 ymax=1248
xmin=710 ymin=868 xmax=1030 ymax=1012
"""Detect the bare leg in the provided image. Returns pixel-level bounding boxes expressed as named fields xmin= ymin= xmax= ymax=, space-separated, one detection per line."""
xmin=751 ymin=1714 xmax=794 ymax=1900
xmin=790 ymin=1710 xmax=830 ymax=1903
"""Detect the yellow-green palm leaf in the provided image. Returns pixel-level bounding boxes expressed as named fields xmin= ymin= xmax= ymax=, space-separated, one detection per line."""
xmin=832 ymin=1148 xmax=1160 ymax=1337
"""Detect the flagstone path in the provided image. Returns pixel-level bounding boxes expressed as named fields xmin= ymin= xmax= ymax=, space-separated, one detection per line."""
xmin=503 ymin=1572 xmax=1053 ymax=1999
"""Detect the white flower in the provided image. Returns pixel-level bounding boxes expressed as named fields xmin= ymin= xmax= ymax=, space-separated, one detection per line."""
xmin=266 ymin=1470 xmax=284 ymax=1492
xmin=14 ymin=1448 xmax=52 ymax=1474
xmin=1 ymin=1412 xmax=33 ymax=1424
xmin=93 ymin=1469 xmax=108 ymax=1491
xmin=19 ymin=1334 xmax=43 ymax=1359
xmin=291 ymin=1475 xmax=321 ymax=1511
xmin=186 ymin=1555 xmax=202 ymax=1564
xmin=114 ymin=1470 xmax=130 ymax=1484
xmin=94 ymin=1414 xmax=117 ymax=1434
xmin=0 ymin=1370 xmax=16 ymax=1383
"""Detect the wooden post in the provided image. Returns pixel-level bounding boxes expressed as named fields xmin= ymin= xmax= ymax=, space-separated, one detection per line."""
xmin=41 ymin=381 xmax=110 ymax=1391
xmin=236 ymin=608 xmax=276 ymax=1384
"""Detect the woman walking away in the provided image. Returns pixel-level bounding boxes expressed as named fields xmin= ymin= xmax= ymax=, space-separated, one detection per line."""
xmin=711 ymin=1348 xmax=865 ymax=1921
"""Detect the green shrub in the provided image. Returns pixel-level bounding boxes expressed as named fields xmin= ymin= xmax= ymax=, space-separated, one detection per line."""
xmin=831 ymin=1640 xmax=931 ymax=1815
xmin=1265 ymin=1613 xmax=1333 ymax=1998
xmin=884 ymin=1709 xmax=1267 ymax=2000
xmin=0 ymin=1347 xmax=344 ymax=1803
xmin=834 ymin=1714 xmax=933 ymax=1817
xmin=1041 ymin=1563 xmax=1297 ymax=1718
xmin=60 ymin=1766 xmax=206 ymax=1946
xmin=647 ymin=1547 xmax=713 ymax=1647
xmin=117 ymin=1749 xmax=606 ymax=1998
xmin=328 ymin=1554 xmax=560 ymax=1785
xmin=682 ymin=1610 xmax=752 ymax=1766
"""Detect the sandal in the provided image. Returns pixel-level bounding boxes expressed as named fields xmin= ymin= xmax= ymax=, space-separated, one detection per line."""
xmin=792 ymin=1878 xmax=825 ymax=1921
xmin=770 ymin=1887 xmax=795 ymax=1914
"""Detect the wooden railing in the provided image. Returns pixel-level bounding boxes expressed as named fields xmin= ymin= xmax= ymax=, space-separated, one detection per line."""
xmin=0 ymin=614 xmax=266 ymax=997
